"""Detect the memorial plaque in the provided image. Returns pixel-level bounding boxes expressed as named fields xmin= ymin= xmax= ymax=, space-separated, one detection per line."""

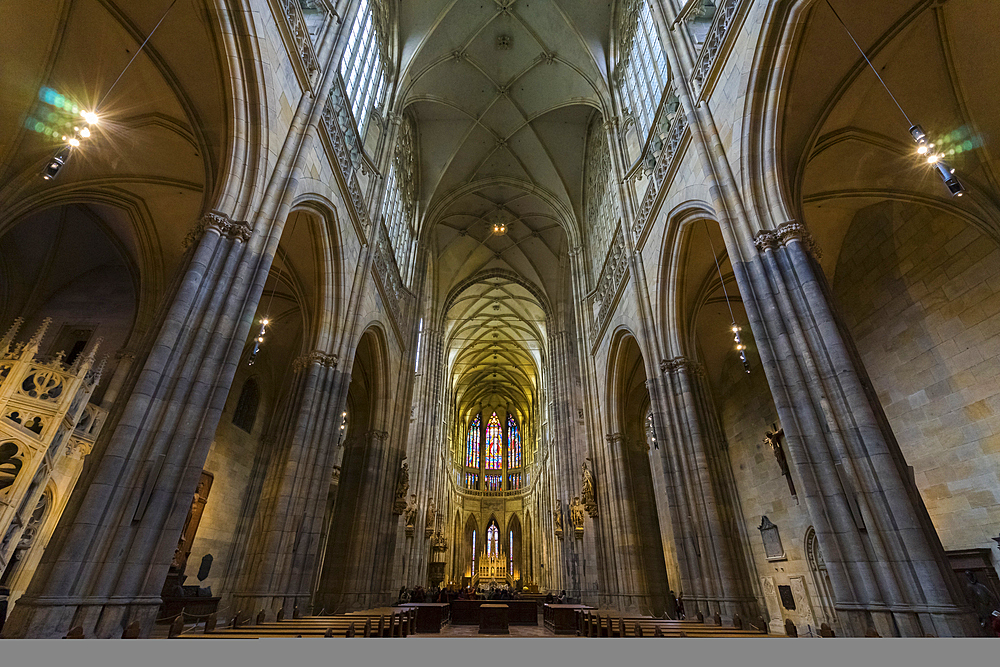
xmin=778 ymin=584 xmax=796 ymax=610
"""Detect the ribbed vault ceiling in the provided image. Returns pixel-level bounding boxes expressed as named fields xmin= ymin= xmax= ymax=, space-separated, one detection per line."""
xmin=398 ymin=0 xmax=614 ymax=424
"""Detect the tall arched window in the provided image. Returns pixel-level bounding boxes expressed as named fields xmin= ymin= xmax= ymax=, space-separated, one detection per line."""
xmin=340 ymin=0 xmax=389 ymax=135
xmin=465 ymin=414 xmax=481 ymax=468
xmin=485 ymin=412 xmax=502 ymax=470
xmin=232 ymin=377 xmax=260 ymax=433
xmin=380 ymin=113 xmax=418 ymax=284
xmin=584 ymin=116 xmax=618 ymax=279
xmin=487 ymin=522 xmax=499 ymax=557
xmin=507 ymin=414 xmax=521 ymax=468
xmin=615 ymin=1 xmax=668 ymax=143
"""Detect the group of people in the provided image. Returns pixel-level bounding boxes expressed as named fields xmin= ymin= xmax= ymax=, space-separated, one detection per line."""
xmin=395 ymin=582 xmax=532 ymax=604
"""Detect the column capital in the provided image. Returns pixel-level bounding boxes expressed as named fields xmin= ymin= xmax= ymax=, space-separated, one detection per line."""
xmin=753 ymin=221 xmax=822 ymax=259
xmin=183 ymin=211 xmax=253 ymax=248
xmin=292 ymin=350 xmax=339 ymax=372
xmin=659 ymin=356 xmax=705 ymax=377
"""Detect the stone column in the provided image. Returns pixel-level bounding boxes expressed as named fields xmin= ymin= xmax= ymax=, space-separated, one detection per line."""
xmin=232 ymin=350 xmax=343 ymax=619
xmin=314 ymin=428 xmax=398 ymax=612
xmin=738 ymin=223 xmax=978 ymax=637
xmin=2 ymin=213 xmax=264 ymax=638
xmin=593 ymin=433 xmax=645 ymax=613
xmin=654 ymin=357 xmax=757 ymax=621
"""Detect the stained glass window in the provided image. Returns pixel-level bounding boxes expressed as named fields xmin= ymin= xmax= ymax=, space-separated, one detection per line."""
xmin=472 ymin=529 xmax=476 ymax=569
xmin=487 ymin=523 xmax=499 ymax=556
xmin=485 ymin=412 xmax=502 ymax=469
xmin=616 ymin=1 xmax=668 ymax=143
xmin=465 ymin=414 xmax=481 ymax=468
xmin=507 ymin=472 xmax=521 ymax=490
xmin=509 ymin=531 xmax=514 ymax=575
xmin=507 ymin=414 xmax=522 ymax=468
xmin=465 ymin=473 xmax=479 ymax=489
xmin=485 ymin=474 xmax=502 ymax=491
xmin=340 ymin=0 xmax=388 ymax=136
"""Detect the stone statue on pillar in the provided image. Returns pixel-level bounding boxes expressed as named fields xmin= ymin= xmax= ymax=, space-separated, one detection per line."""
xmin=425 ymin=497 xmax=435 ymax=538
xmin=392 ymin=461 xmax=409 ymax=515
xmin=553 ymin=501 xmax=564 ymax=540
xmin=763 ymin=425 xmax=796 ymax=498
xmin=404 ymin=494 xmax=418 ymax=529
xmin=570 ymin=496 xmax=585 ymax=536
xmin=582 ymin=461 xmax=598 ymax=517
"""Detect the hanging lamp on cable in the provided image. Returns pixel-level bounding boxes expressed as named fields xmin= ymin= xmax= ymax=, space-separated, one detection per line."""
xmin=825 ymin=0 xmax=964 ymax=196
xmin=705 ymin=221 xmax=750 ymax=374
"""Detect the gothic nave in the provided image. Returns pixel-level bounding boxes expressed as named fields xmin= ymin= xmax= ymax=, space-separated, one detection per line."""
xmin=0 ymin=0 xmax=999 ymax=641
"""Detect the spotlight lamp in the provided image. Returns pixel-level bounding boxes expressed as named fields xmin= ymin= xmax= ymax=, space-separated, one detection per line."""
xmin=248 ymin=317 xmax=270 ymax=366
xmin=42 ymin=146 xmax=71 ymax=180
xmin=732 ymin=325 xmax=751 ymax=374
xmin=910 ymin=124 xmax=965 ymax=197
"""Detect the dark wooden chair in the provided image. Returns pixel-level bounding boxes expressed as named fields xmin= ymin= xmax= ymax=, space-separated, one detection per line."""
xmin=819 ymin=623 xmax=835 ymax=637
xmin=276 ymin=607 xmax=285 ymax=622
xmin=256 ymin=609 xmax=266 ymax=625
xmin=634 ymin=621 xmax=643 ymax=637
xmin=713 ymin=612 xmax=722 ymax=626
xmin=653 ymin=625 xmax=663 ymax=637
xmin=293 ymin=605 xmax=301 ymax=620
xmin=232 ymin=610 xmax=243 ymax=628
xmin=324 ymin=627 xmax=335 ymax=637
xmin=732 ymin=613 xmax=742 ymax=629
xmin=695 ymin=611 xmax=704 ymax=623
xmin=784 ymin=618 xmax=798 ymax=637
xmin=204 ymin=612 xmax=217 ymax=633
xmin=345 ymin=622 xmax=356 ymax=637
xmin=363 ymin=617 xmax=373 ymax=637
xmin=168 ymin=614 xmax=185 ymax=638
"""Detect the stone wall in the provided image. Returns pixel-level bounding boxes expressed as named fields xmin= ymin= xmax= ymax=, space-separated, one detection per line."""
xmin=832 ymin=201 xmax=1000 ymax=565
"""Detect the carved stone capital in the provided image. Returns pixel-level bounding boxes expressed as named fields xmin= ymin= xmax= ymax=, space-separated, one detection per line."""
xmin=183 ymin=212 xmax=253 ymax=248
xmin=754 ymin=222 xmax=822 ymax=258
xmin=292 ymin=350 xmax=339 ymax=372
xmin=660 ymin=356 xmax=705 ymax=377
xmin=605 ymin=433 xmax=625 ymax=449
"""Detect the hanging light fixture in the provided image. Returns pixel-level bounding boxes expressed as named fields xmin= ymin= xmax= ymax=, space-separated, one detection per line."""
xmin=825 ymin=0 xmax=965 ymax=197
xmin=705 ymin=221 xmax=750 ymax=374
xmin=40 ymin=0 xmax=178 ymax=180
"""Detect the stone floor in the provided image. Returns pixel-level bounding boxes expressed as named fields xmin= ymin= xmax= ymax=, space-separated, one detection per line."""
xmin=422 ymin=619 xmax=555 ymax=637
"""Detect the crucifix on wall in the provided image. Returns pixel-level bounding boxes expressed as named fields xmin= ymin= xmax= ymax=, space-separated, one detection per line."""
xmin=763 ymin=423 xmax=796 ymax=500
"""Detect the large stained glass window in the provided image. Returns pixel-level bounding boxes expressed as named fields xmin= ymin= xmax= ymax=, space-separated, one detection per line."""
xmin=340 ymin=0 xmax=388 ymax=136
xmin=485 ymin=412 xmax=502 ymax=469
xmin=487 ymin=522 xmax=499 ymax=556
xmin=465 ymin=473 xmax=479 ymax=489
xmin=509 ymin=531 xmax=514 ymax=575
xmin=507 ymin=472 xmax=521 ymax=490
xmin=485 ymin=474 xmax=502 ymax=491
xmin=465 ymin=414 xmax=481 ymax=468
xmin=507 ymin=414 xmax=521 ymax=468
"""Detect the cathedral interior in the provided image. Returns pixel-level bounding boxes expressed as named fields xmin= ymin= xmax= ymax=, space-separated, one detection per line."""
xmin=0 ymin=0 xmax=999 ymax=640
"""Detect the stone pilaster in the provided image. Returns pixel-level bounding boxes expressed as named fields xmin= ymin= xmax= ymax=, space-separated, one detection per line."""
xmin=740 ymin=221 xmax=978 ymax=637
xmin=314 ymin=428 xmax=397 ymax=612
xmin=591 ymin=432 xmax=644 ymax=613
xmin=232 ymin=351 xmax=343 ymax=619
xmin=2 ymin=211 xmax=268 ymax=638
xmin=654 ymin=356 xmax=757 ymax=622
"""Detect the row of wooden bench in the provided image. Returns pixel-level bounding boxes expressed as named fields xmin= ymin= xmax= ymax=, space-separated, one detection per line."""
xmin=575 ymin=610 xmax=771 ymax=638
xmin=181 ymin=608 xmax=419 ymax=639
